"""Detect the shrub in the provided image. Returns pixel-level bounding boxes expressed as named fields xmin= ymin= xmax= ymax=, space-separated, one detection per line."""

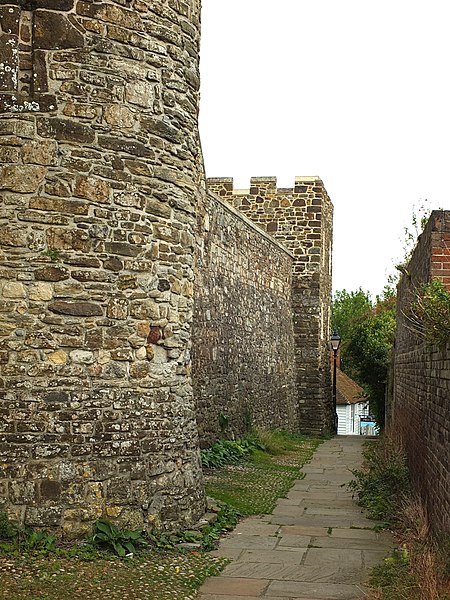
xmin=403 ymin=279 xmax=450 ymax=346
xmin=348 ymin=436 xmax=411 ymax=524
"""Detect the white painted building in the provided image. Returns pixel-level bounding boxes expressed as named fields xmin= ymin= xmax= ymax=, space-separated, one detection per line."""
xmin=336 ymin=368 xmax=377 ymax=435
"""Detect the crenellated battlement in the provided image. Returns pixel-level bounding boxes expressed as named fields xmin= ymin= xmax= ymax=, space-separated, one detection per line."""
xmin=207 ymin=174 xmax=334 ymax=434
xmin=207 ymin=176 xmax=324 ymax=196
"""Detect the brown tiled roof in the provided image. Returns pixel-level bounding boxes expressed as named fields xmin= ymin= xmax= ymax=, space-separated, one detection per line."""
xmin=336 ymin=368 xmax=365 ymax=405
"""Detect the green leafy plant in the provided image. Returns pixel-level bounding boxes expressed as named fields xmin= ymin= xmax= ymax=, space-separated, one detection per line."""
xmin=403 ymin=279 xmax=450 ymax=346
xmin=201 ymin=436 xmax=261 ymax=469
xmin=44 ymin=248 xmax=61 ymax=262
xmin=201 ymin=504 xmax=240 ymax=551
xmin=92 ymin=518 xmax=146 ymax=557
xmin=370 ymin=547 xmax=416 ymax=598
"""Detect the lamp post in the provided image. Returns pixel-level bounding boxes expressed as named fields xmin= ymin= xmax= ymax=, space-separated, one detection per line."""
xmin=330 ymin=331 xmax=341 ymax=434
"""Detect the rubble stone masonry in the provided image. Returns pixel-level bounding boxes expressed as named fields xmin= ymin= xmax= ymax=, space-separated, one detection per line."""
xmin=207 ymin=177 xmax=334 ymax=435
xmin=0 ymin=0 xmax=206 ymax=534
xmin=392 ymin=211 xmax=450 ymax=534
xmin=0 ymin=1 xmax=335 ymax=534
xmin=193 ymin=190 xmax=297 ymax=447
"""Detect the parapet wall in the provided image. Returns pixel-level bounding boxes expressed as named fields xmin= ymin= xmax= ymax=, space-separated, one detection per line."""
xmin=392 ymin=211 xmax=450 ymax=533
xmin=193 ymin=190 xmax=297 ymax=446
xmin=207 ymin=177 xmax=334 ymax=435
xmin=0 ymin=0 xmax=205 ymax=534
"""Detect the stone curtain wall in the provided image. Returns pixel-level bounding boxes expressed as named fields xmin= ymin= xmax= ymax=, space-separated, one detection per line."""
xmin=392 ymin=211 xmax=450 ymax=533
xmin=193 ymin=191 xmax=297 ymax=447
xmin=0 ymin=0 xmax=206 ymax=533
xmin=207 ymin=177 xmax=334 ymax=435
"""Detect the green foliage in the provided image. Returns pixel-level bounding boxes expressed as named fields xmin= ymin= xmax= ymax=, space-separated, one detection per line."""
xmin=331 ymin=288 xmax=372 ymax=342
xmin=200 ymin=436 xmax=262 ymax=469
xmin=0 ymin=512 xmax=60 ymax=557
xmin=404 ymin=279 xmax=450 ymax=346
xmin=397 ymin=200 xmax=431 ymax=273
xmin=43 ymin=248 xmax=61 ymax=262
xmin=22 ymin=530 xmax=57 ymax=554
xmin=348 ymin=437 xmax=411 ymax=524
xmin=92 ymin=519 xmax=146 ymax=557
xmin=218 ymin=412 xmax=230 ymax=433
xmin=370 ymin=547 xmax=417 ymax=600
xmin=332 ymin=289 xmax=396 ymax=428
xmin=200 ymin=504 xmax=240 ymax=551
xmin=0 ymin=512 xmax=17 ymax=540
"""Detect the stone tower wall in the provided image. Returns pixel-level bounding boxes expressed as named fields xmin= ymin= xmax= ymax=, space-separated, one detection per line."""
xmin=0 ymin=0 xmax=206 ymax=534
xmin=207 ymin=177 xmax=334 ymax=435
xmin=193 ymin=190 xmax=297 ymax=447
xmin=392 ymin=211 xmax=450 ymax=534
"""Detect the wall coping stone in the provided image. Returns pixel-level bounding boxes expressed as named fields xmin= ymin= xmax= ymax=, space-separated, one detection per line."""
xmin=207 ymin=189 xmax=295 ymax=260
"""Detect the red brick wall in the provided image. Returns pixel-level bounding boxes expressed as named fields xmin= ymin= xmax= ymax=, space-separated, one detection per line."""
xmin=392 ymin=211 xmax=450 ymax=534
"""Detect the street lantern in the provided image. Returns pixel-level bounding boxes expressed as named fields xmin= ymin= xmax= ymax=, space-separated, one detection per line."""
xmin=330 ymin=331 xmax=341 ymax=434
xmin=330 ymin=331 xmax=341 ymax=352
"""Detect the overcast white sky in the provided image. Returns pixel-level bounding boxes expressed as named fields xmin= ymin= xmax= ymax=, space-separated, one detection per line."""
xmin=198 ymin=0 xmax=450 ymax=297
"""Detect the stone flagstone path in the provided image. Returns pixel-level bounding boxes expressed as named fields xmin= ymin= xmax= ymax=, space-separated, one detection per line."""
xmin=197 ymin=436 xmax=394 ymax=600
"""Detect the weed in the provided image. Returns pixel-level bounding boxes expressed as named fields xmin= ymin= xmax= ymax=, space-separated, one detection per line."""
xmin=200 ymin=504 xmax=240 ymax=551
xmin=348 ymin=437 xmax=411 ymax=524
xmin=349 ymin=437 xmax=450 ymax=600
xmin=43 ymin=248 xmax=61 ymax=262
xmin=370 ymin=547 xmax=417 ymax=599
xmin=92 ymin=519 xmax=146 ymax=557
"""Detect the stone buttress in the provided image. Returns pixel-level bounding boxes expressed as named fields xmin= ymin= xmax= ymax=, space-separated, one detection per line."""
xmin=207 ymin=177 xmax=334 ymax=435
xmin=0 ymin=0 xmax=206 ymax=534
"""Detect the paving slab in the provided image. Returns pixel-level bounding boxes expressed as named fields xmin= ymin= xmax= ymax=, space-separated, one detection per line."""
xmin=199 ymin=577 xmax=270 ymax=596
xmin=265 ymin=580 xmax=367 ymax=599
xmin=197 ymin=436 xmax=395 ymax=600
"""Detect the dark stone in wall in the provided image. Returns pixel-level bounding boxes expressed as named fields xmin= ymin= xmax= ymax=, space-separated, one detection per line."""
xmin=34 ymin=11 xmax=84 ymax=50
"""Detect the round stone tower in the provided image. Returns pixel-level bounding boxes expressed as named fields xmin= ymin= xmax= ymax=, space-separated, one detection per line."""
xmin=0 ymin=0 xmax=205 ymax=534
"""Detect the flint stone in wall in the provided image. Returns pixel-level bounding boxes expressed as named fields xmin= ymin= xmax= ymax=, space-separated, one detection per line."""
xmin=35 ymin=0 xmax=75 ymax=9
xmin=97 ymin=136 xmax=154 ymax=159
xmin=74 ymin=176 xmax=111 ymax=204
xmin=69 ymin=350 xmax=94 ymax=364
xmin=48 ymin=350 xmax=68 ymax=365
xmin=0 ymin=227 xmax=27 ymax=247
xmin=140 ymin=116 xmax=180 ymax=143
xmin=25 ymin=506 xmax=62 ymax=528
xmin=130 ymin=300 xmax=159 ymax=320
xmin=125 ymin=80 xmax=154 ymax=108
